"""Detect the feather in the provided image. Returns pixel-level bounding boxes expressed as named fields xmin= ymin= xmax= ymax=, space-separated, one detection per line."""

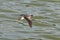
xmin=24 ymin=17 xmax=32 ymax=28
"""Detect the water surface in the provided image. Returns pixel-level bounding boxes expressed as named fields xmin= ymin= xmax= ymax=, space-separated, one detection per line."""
xmin=0 ymin=0 xmax=60 ymax=40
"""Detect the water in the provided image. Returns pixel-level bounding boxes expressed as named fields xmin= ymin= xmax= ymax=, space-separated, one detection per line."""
xmin=0 ymin=0 xmax=60 ymax=40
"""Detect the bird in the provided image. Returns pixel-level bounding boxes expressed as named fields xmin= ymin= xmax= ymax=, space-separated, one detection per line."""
xmin=17 ymin=14 xmax=33 ymax=28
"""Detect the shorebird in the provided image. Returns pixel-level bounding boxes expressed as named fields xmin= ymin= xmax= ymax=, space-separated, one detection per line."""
xmin=17 ymin=14 xmax=33 ymax=28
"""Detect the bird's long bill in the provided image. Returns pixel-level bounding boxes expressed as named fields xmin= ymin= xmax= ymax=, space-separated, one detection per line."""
xmin=24 ymin=17 xmax=32 ymax=28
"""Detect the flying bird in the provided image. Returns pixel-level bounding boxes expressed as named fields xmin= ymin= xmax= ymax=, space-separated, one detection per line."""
xmin=17 ymin=14 xmax=33 ymax=28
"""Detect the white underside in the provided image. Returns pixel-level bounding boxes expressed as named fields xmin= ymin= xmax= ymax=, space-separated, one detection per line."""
xmin=20 ymin=17 xmax=24 ymax=20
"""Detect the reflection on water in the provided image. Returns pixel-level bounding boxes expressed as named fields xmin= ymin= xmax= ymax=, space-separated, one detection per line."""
xmin=0 ymin=0 xmax=60 ymax=40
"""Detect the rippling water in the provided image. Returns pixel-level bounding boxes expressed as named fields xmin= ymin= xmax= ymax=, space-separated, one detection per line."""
xmin=0 ymin=0 xmax=60 ymax=40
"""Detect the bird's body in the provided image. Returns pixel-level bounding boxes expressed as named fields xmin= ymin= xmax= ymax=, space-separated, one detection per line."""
xmin=17 ymin=14 xmax=33 ymax=28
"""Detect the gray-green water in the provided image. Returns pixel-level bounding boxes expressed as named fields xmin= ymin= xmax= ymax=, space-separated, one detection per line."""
xmin=0 ymin=0 xmax=60 ymax=40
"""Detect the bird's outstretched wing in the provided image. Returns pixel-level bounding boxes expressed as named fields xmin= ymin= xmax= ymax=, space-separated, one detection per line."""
xmin=24 ymin=17 xmax=32 ymax=28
